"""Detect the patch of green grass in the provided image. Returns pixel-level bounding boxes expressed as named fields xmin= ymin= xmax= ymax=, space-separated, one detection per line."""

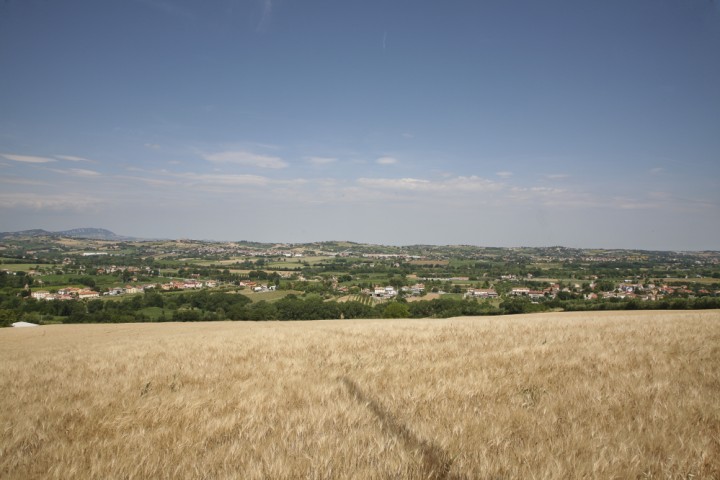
xmin=0 ymin=263 xmax=44 ymax=272
xmin=662 ymin=277 xmax=720 ymax=285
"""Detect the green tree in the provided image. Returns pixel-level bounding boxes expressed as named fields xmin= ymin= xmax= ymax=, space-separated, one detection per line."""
xmin=383 ymin=302 xmax=410 ymax=318
xmin=0 ymin=309 xmax=18 ymax=327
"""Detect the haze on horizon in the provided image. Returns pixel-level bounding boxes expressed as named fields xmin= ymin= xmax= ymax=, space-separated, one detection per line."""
xmin=1 ymin=1 xmax=718 ymax=251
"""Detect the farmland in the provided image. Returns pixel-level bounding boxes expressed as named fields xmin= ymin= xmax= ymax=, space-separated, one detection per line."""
xmin=2 ymin=233 xmax=720 ymax=325
xmin=1 ymin=310 xmax=718 ymax=479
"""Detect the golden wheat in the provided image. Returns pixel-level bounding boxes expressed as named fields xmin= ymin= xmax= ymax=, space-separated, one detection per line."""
xmin=1 ymin=310 xmax=719 ymax=479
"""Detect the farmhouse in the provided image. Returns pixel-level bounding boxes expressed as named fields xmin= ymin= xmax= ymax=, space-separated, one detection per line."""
xmin=372 ymin=286 xmax=397 ymax=298
xmin=465 ymin=288 xmax=498 ymax=299
xmin=402 ymin=283 xmax=426 ymax=295
xmin=58 ymin=287 xmax=81 ymax=296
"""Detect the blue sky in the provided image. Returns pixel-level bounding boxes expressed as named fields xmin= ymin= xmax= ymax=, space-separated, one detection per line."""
xmin=1 ymin=0 xmax=719 ymax=249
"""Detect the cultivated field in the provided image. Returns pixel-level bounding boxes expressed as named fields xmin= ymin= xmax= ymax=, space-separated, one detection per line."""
xmin=1 ymin=311 xmax=719 ymax=479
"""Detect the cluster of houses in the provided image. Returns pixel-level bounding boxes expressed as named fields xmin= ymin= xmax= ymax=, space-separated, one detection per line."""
xmin=159 ymin=279 xmax=217 ymax=291
xmin=238 ymin=281 xmax=277 ymax=292
xmin=28 ymin=278 xmax=221 ymax=301
xmin=465 ymin=288 xmax=499 ymax=299
xmin=466 ymin=285 xmax=558 ymax=301
xmin=31 ymin=287 xmax=101 ymax=301
xmin=356 ymin=283 xmax=426 ymax=299
xmin=585 ymin=282 xmax=717 ymax=301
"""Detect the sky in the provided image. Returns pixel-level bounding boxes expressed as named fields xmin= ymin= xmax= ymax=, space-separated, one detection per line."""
xmin=1 ymin=0 xmax=719 ymax=250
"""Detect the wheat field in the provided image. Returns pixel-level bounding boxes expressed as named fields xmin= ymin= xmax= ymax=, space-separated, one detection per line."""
xmin=1 ymin=310 xmax=719 ymax=479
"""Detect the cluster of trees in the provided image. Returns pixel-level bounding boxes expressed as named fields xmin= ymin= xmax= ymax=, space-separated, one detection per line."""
xmin=0 ymin=271 xmax=32 ymax=289
xmin=193 ymin=295 xmax=503 ymax=321
xmin=3 ymin=286 xmax=720 ymax=327
xmin=553 ymin=296 xmax=720 ymax=312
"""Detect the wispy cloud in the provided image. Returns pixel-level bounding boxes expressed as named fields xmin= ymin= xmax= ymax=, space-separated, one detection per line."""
xmin=496 ymin=171 xmax=513 ymax=178
xmin=114 ymin=175 xmax=179 ymax=187
xmin=543 ymin=173 xmax=570 ymax=180
xmin=55 ymin=155 xmax=95 ymax=163
xmin=306 ymin=156 xmax=337 ymax=165
xmin=358 ymin=175 xmax=504 ymax=193
xmin=650 ymin=167 xmax=666 ymax=175
xmin=203 ymin=150 xmax=288 ymax=169
xmin=47 ymin=168 xmax=102 ymax=177
xmin=182 ymin=173 xmax=274 ymax=187
xmin=358 ymin=177 xmax=430 ymax=191
xmin=68 ymin=168 xmax=101 ymax=177
xmin=0 ymin=193 xmax=105 ymax=211
xmin=172 ymin=172 xmax=306 ymax=188
xmin=376 ymin=156 xmax=398 ymax=165
xmin=0 ymin=176 xmax=49 ymax=186
xmin=1 ymin=153 xmax=56 ymax=164
xmin=611 ymin=196 xmax=660 ymax=210
xmin=257 ymin=0 xmax=272 ymax=31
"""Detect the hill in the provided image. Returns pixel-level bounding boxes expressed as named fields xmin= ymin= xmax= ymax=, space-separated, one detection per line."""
xmin=0 ymin=228 xmax=130 ymax=241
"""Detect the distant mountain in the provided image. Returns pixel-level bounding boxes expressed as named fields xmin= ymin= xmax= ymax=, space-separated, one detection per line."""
xmin=56 ymin=228 xmax=120 ymax=239
xmin=0 ymin=228 xmax=132 ymax=241
xmin=0 ymin=229 xmax=53 ymax=238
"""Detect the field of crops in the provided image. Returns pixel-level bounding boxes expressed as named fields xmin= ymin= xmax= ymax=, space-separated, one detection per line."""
xmin=1 ymin=310 xmax=718 ymax=479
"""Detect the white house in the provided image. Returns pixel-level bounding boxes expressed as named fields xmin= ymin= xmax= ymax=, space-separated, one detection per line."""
xmin=466 ymin=288 xmax=498 ymax=299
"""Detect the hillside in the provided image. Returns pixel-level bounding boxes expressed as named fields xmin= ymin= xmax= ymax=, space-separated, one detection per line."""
xmin=0 ymin=228 xmax=129 ymax=241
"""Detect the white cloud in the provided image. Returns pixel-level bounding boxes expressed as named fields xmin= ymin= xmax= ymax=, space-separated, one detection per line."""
xmin=55 ymin=155 xmax=94 ymax=163
xmin=358 ymin=177 xmax=430 ymax=191
xmin=257 ymin=0 xmax=273 ymax=31
xmin=306 ymin=156 xmax=337 ymax=165
xmin=48 ymin=168 xmax=102 ymax=177
xmin=68 ymin=168 xmax=101 ymax=177
xmin=611 ymin=197 xmax=659 ymax=210
xmin=358 ymin=175 xmax=503 ymax=193
xmin=174 ymin=172 xmax=306 ymax=188
xmin=496 ymin=171 xmax=513 ymax=178
xmin=543 ymin=173 xmax=570 ymax=180
xmin=1 ymin=153 xmax=56 ymax=164
xmin=114 ymin=175 xmax=179 ymax=187
xmin=0 ymin=176 xmax=49 ymax=186
xmin=203 ymin=150 xmax=288 ymax=169
xmin=0 ymin=193 xmax=104 ymax=211
xmin=376 ymin=156 xmax=398 ymax=165
xmin=186 ymin=173 xmax=273 ymax=187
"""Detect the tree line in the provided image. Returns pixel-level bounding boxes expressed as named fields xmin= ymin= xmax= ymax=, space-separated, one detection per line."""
xmin=3 ymin=287 xmax=720 ymax=327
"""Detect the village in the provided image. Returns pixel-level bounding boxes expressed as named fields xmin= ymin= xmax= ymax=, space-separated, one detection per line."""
xmin=1 ymin=235 xmax=719 ymax=325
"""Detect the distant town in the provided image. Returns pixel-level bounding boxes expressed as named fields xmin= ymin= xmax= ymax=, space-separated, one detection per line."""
xmin=1 ymin=229 xmax=719 ymax=325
